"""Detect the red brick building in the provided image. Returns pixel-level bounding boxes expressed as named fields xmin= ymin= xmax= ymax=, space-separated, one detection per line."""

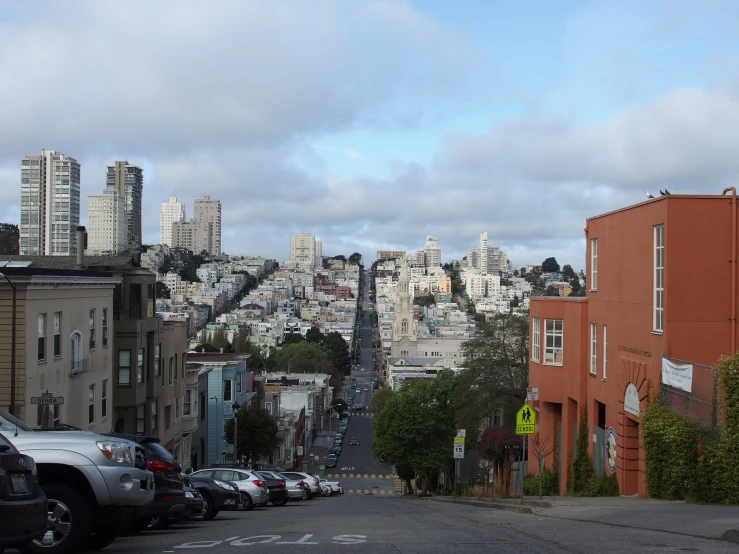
xmin=528 ymin=190 xmax=739 ymax=496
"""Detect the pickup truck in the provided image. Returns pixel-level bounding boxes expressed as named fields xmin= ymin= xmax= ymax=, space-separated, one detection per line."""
xmin=0 ymin=410 xmax=154 ymax=554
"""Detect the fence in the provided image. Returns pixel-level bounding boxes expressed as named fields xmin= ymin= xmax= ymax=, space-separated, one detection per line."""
xmin=661 ymin=355 xmax=720 ymax=434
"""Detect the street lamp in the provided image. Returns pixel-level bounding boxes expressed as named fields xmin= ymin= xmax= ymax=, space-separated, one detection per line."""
xmin=231 ymin=401 xmax=240 ymax=467
xmin=0 ymin=273 xmax=17 ymax=416
xmin=210 ymin=395 xmax=220 ymax=464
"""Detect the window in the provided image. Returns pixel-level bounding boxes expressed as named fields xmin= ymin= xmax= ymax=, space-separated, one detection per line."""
xmin=165 ymin=405 xmax=171 ymax=429
xmin=184 ymin=389 xmax=192 ymax=416
xmin=154 ymin=343 xmax=161 ymax=377
xmin=193 ymin=391 xmax=198 ymax=419
xmin=531 ymin=317 xmax=540 ymax=362
xmin=136 ymin=405 xmax=145 ymax=434
xmin=200 ymin=393 xmax=206 ymax=421
xmin=168 ymin=357 xmax=173 ymax=385
xmin=88 ymin=384 xmax=95 ymax=424
xmin=174 ymin=354 xmax=178 ymax=380
xmin=137 ymin=348 xmax=145 ymax=384
xmin=53 ymin=312 xmax=62 ymax=358
xmin=129 ymin=283 xmax=142 ymax=319
xmin=38 ymin=313 xmax=46 ymax=361
xmin=265 ymin=402 xmax=272 ymax=414
xmin=118 ymin=350 xmax=131 ymax=385
xmin=175 ymin=398 xmax=180 ymax=420
xmin=544 ymin=319 xmax=564 ymax=365
xmin=493 ymin=408 xmax=504 ymax=427
xmin=89 ymin=309 xmax=96 ymax=350
xmin=101 ymin=379 xmax=108 ymax=419
xmin=589 ymin=323 xmax=597 ymax=375
xmin=224 ymin=379 xmax=234 ymax=402
xmin=37 ymin=404 xmax=60 ymax=428
xmin=602 ymin=325 xmax=608 ymax=380
xmin=102 ymin=308 xmax=108 ymax=348
xmin=236 ymin=372 xmax=242 ymax=393
xmin=590 ymin=239 xmax=598 ymax=291
xmin=182 ymin=354 xmax=185 ymax=380
xmin=654 ymin=224 xmax=664 ymax=332
xmin=151 ymin=401 xmax=158 ymax=430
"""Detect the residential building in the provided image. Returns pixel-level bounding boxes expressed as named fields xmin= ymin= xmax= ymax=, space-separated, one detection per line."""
xmin=193 ymin=195 xmax=222 ymax=257
xmin=289 ymin=231 xmax=320 ymax=272
xmin=160 ymin=196 xmax=186 ymax=247
xmin=424 ymin=236 xmax=441 ymax=268
xmin=187 ymin=365 xmax=211 ymax=470
xmin=106 ymin=161 xmax=144 ymax=250
xmin=86 ymin=185 xmax=126 ymax=255
xmin=528 ymin=190 xmax=739 ymax=498
xmin=0 ymin=224 xmax=19 ymax=255
xmin=20 ymin=150 xmax=81 ymax=256
xmin=171 ymin=220 xmax=213 ymax=255
xmin=376 ymin=250 xmax=406 ymax=261
xmin=480 ymin=232 xmax=489 ymax=275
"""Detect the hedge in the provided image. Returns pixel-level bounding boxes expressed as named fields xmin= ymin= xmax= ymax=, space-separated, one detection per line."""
xmin=524 ymin=469 xmax=559 ymax=496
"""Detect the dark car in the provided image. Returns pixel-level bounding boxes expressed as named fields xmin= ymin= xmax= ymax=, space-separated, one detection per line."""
xmin=252 ymin=471 xmax=289 ymax=507
xmin=325 ymin=454 xmax=337 ymax=468
xmin=179 ymin=486 xmax=204 ymax=520
xmin=331 ymin=445 xmax=342 ymax=456
xmin=350 ymin=437 xmax=359 ymax=445
xmin=103 ymin=433 xmax=185 ymax=532
xmin=184 ymin=474 xmax=241 ymax=520
xmin=0 ymin=432 xmax=47 ymax=551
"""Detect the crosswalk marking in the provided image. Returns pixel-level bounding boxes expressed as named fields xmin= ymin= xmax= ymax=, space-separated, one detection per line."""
xmin=325 ymin=473 xmax=395 ymax=479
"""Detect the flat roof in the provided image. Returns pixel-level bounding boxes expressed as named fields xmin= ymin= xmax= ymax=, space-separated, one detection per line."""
xmin=587 ymin=193 xmax=734 ymax=223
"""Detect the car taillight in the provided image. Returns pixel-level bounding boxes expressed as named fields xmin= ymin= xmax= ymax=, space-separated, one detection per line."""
xmin=337 ymin=482 xmax=341 ymax=486
xmin=147 ymin=460 xmax=177 ymax=473
xmin=297 ymin=481 xmax=305 ymax=487
xmin=252 ymin=480 xmax=264 ymax=487
xmin=278 ymin=480 xmax=286 ymax=488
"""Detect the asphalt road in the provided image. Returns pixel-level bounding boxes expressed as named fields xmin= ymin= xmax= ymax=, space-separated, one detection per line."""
xmin=58 ymin=494 xmax=739 ymax=553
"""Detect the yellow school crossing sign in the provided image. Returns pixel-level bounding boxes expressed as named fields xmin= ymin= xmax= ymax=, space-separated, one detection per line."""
xmin=515 ymin=403 xmax=536 ymax=435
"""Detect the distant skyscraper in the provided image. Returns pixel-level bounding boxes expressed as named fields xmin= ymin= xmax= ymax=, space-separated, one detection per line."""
xmin=160 ymin=196 xmax=186 ymax=247
xmin=194 ymin=195 xmax=222 ymax=256
xmin=479 ymin=232 xmax=489 ymax=275
xmin=106 ymin=161 xmax=143 ymax=249
xmin=20 ymin=150 xmax=81 ymax=256
xmin=87 ymin=185 xmax=126 ymax=255
xmin=290 ymin=231 xmax=320 ymax=271
xmin=423 ymin=236 xmax=441 ymax=268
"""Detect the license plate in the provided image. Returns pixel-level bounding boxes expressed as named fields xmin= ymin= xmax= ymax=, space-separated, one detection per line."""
xmin=11 ymin=473 xmax=28 ymax=494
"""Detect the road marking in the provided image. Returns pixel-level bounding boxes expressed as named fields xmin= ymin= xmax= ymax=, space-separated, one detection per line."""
xmin=225 ymin=537 xmax=239 ymax=541
xmin=348 ymin=490 xmax=354 ymax=494
xmin=349 ymin=473 xmax=354 ymax=478
xmin=341 ymin=473 xmax=346 ymax=478
xmin=363 ymin=473 xmax=368 ymax=478
xmin=231 ymin=536 xmax=281 ymax=546
xmin=277 ymin=534 xmax=318 ymax=545
xmin=371 ymin=474 xmax=376 ymax=478
xmin=364 ymin=489 xmax=369 ymax=494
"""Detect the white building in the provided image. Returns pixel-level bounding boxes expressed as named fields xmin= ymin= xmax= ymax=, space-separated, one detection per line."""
xmin=479 ymin=232 xmax=489 ymax=275
xmin=194 ymin=195 xmax=222 ymax=257
xmin=20 ymin=150 xmax=81 ymax=256
xmin=160 ymin=196 xmax=186 ymax=247
xmin=424 ymin=236 xmax=441 ymax=268
xmin=465 ymin=273 xmax=501 ymax=299
xmin=86 ymin=185 xmax=126 ymax=255
xmin=289 ymin=231 xmax=321 ymax=272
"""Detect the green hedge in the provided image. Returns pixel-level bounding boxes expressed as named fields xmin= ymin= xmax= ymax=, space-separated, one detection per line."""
xmin=568 ymin=407 xmax=595 ymax=495
xmin=524 ymin=469 xmax=559 ymax=496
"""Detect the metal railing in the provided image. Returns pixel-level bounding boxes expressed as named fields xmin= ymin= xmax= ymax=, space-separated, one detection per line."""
xmin=69 ymin=358 xmax=90 ymax=376
xmin=661 ymin=355 xmax=720 ymax=434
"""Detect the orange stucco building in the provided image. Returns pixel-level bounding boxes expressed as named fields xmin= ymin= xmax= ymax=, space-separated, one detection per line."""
xmin=528 ymin=190 xmax=739 ymax=496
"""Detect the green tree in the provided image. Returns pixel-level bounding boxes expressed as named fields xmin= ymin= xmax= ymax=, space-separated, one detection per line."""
xmin=562 ymin=264 xmax=575 ymax=279
xmin=282 ymin=333 xmax=304 ymax=346
xmin=372 ymin=370 xmax=457 ymax=495
xmin=224 ymin=406 xmax=279 ymax=465
xmin=370 ymin=387 xmax=394 ymax=413
xmin=511 ymin=295 xmax=520 ymax=308
xmin=211 ymin=328 xmax=228 ymax=350
xmin=331 ymin=398 xmax=348 ymax=417
xmin=370 ymin=311 xmax=379 ymax=326
xmin=305 ymin=327 xmax=324 ymax=344
xmin=155 ymin=281 xmax=171 ymax=299
xmin=414 ymin=293 xmax=436 ymax=307
xmin=348 ymin=252 xmax=362 ymax=265
xmin=232 ymin=326 xmax=251 ymax=354
xmin=569 ymin=275 xmax=582 ymax=296
xmin=541 ymin=257 xmax=560 ymax=273
xmin=544 ymin=285 xmax=560 ymax=296
xmin=568 ymin=407 xmax=595 ymax=495
xmin=274 ymin=341 xmax=343 ymax=392
xmin=323 ymin=331 xmax=351 ymax=375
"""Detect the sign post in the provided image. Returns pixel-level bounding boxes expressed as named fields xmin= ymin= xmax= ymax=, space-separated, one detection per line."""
xmin=31 ymin=391 xmax=64 ymax=430
xmin=453 ymin=429 xmax=465 ymax=489
xmin=515 ymin=403 xmax=536 ymax=505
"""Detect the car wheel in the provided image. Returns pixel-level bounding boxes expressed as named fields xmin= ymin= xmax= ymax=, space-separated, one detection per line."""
xmin=147 ymin=513 xmax=170 ymax=531
xmin=83 ymin=522 xmax=118 ymax=551
xmin=241 ymin=492 xmax=254 ymax=511
xmin=19 ymin=483 xmax=93 ymax=554
xmin=200 ymin=492 xmax=218 ymax=521
xmin=272 ymin=497 xmax=288 ymax=507
xmin=305 ymin=489 xmax=314 ymax=500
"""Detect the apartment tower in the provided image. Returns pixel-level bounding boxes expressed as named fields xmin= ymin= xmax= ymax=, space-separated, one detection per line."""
xmin=20 ymin=150 xmax=81 ymax=256
xmin=479 ymin=232 xmax=489 ymax=275
xmin=290 ymin=231 xmax=320 ymax=272
xmin=193 ymin=195 xmax=222 ymax=257
xmin=160 ymin=197 xmax=186 ymax=247
xmin=106 ymin=161 xmax=144 ymax=249
xmin=86 ymin=185 xmax=126 ymax=255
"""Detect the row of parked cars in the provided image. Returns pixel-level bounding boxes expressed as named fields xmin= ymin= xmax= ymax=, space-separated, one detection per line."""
xmin=0 ymin=409 xmax=342 ymax=554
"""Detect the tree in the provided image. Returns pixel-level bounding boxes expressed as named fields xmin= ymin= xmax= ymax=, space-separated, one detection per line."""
xmin=305 ymin=327 xmax=323 ymax=344
xmin=211 ymin=328 xmax=228 ymax=350
xmin=531 ymin=432 xmax=555 ymax=499
xmin=331 ymin=398 xmax=348 ymax=417
xmin=372 ymin=371 xmax=457 ymax=495
xmin=348 ymin=252 xmax=362 ymax=265
xmin=370 ymin=387 xmax=394 ymax=413
xmin=568 ymin=406 xmax=595 ymax=495
xmin=369 ymin=311 xmax=379 ymax=326
xmin=569 ymin=275 xmax=582 ymax=296
xmin=323 ymin=331 xmax=351 ymax=375
xmin=194 ymin=343 xmax=218 ymax=353
xmin=282 ymin=333 xmax=304 ymax=346
xmin=478 ymin=425 xmax=519 ymax=495
xmin=511 ymin=295 xmax=520 ymax=308
xmin=541 ymin=257 xmax=560 ymax=273
xmin=333 ymin=254 xmax=347 ymax=262
xmin=414 ymin=293 xmax=436 ymax=307
xmin=231 ymin=326 xmax=251 ymax=354
xmin=544 ymin=285 xmax=560 ymax=297
xmin=224 ymin=406 xmax=279 ymax=465
xmin=274 ymin=341 xmax=343 ymax=392
xmin=562 ymin=264 xmax=575 ymax=279
xmin=155 ymin=281 xmax=171 ymax=299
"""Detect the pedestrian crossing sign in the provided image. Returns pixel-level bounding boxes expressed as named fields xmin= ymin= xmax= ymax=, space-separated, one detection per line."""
xmin=515 ymin=403 xmax=536 ymax=435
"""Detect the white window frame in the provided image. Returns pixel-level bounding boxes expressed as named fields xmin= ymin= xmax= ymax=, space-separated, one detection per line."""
xmin=89 ymin=309 xmax=96 ymax=351
xmin=53 ymin=311 xmax=62 ymax=358
xmin=602 ymin=325 xmax=608 ymax=379
xmin=38 ymin=313 xmax=47 ymax=362
xmin=88 ymin=384 xmax=95 ymax=424
xmin=102 ymin=308 xmax=108 ymax=348
xmin=101 ymin=379 xmax=108 ymax=419
xmin=224 ymin=379 xmax=234 ymax=402
xmin=544 ymin=319 xmax=564 ymax=365
xmin=184 ymin=389 xmax=192 ymax=416
xmin=653 ymin=224 xmax=664 ymax=332
xmin=531 ymin=317 xmax=540 ymax=363
xmin=590 ymin=239 xmax=598 ymax=291
xmin=589 ymin=323 xmax=597 ymax=375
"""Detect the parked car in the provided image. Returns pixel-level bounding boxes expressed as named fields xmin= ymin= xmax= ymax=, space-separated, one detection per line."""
xmin=0 ymin=409 xmax=154 ymax=554
xmin=0 ymin=432 xmax=47 ymax=552
xmin=103 ymin=433 xmax=186 ymax=533
xmin=325 ymin=454 xmax=337 ymax=468
xmin=350 ymin=437 xmax=359 ymax=445
xmin=320 ymin=483 xmax=332 ymax=496
xmin=330 ymin=445 xmax=342 ymax=457
xmin=183 ymin=474 xmax=241 ymax=520
xmin=189 ymin=468 xmax=268 ymax=510
xmin=319 ymin=478 xmax=343 ymax=495
xmin=281 ymin=471 xmax=321 ymax=497
xmin=251 ymin=471 xmax=289 ymax=506
xmin=179 ymin=487 xmax=204 ymax=520
xmin=258 ymin=470 xmax=308 ymax=501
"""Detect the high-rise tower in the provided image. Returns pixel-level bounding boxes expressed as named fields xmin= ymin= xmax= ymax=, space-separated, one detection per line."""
xmin=106 ymin=161 xmax=143 ymax=249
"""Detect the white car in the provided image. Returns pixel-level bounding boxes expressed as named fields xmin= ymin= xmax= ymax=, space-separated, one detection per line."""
xmin=319 ymin=478 xmax=343 ymax=495
xmin=190 ymin=468 xmax=269 ymax=510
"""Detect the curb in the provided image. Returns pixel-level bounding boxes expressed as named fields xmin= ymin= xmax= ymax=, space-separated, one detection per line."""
xmin=430 ymin=497 xmax=534 ymax=515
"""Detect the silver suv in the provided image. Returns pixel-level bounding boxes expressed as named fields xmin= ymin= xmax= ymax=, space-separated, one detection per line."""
xmin=0 ymin=410 xmax=154 ymax=554
xmin=280 ymin=471 xmax=321 ymax=497
xmin=189 ymin=468 xmax=268 ymax=510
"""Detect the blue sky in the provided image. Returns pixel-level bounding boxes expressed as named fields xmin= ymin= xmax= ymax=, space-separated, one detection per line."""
xmin=1 ymin=1 xmax=738 ymax=268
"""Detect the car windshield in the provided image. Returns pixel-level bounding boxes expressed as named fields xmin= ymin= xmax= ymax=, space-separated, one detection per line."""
xmin=143 ymin=440 xmax=176 ymax=462
xmin=0 ymin=409 xmax=33 ymax=432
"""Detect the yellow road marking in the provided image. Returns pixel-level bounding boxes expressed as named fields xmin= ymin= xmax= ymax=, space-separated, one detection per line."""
xmin=371 ymin=474 xmax=376 ymax=478
xmin=349 ymin=473 xmax=354 ymax=478
xmin=363 ymin=473 xmax=369 ymax=478
xmin=364 ymin=489 xmax=369 ymax=494
xmin=341 ymin=473 xmax=346 ymax=478
xmin=348 ymin=490 xmax=354 ymax=494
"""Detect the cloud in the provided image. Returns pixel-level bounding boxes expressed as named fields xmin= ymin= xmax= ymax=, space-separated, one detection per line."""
xmin=313 ymin=144 xmax=363 ymax=161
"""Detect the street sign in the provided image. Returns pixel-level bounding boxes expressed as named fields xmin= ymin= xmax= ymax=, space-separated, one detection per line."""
xmin=515 ymin=403 xmax=536 ymax=435
xmin=526 ymin=387 xmax=539 ymax=401
xmin=453 ymin=437 xmax=465 ymax=459
xmin=456 ymin=428 xmax=466 ymax=438
xmin=31 ymin=391 xmax=64 ymax=405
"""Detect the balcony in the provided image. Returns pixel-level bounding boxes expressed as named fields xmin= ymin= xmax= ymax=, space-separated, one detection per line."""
xmin=69 ymin=358 xmax=90 ymax=376
xmin=181 ymin=414 xmax=198 ymax=434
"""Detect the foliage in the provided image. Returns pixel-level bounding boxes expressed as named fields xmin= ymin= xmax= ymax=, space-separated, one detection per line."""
xmin=282 ymin=333 xmax=304 ymax=346
xmin=544 ymin=285 xmax=560 ymax=296
xmin=478 ymin=426 xmax=518 ymax=464
xmin=414 ymin=293 xmax=436 ymax=307
xmin=541 ymin=257 xmax=560 ymax=273
xmin=179 ymin=252 xmax=204 ymax=282
xmin=568 ymin=407 xmax=595 ymax=495
xmin=562 ymin=264 xmax=575 ymax=279
xmin=194 ymin=343 xmax=218 ymax=353
xmin=274 ymin=341 xmax=343 ymax=392
xmin=305 ymin=327 xmax=323 ymax=344
xmin=586 ymin=474 xmax=619 ymax=497
xmin=348 ymin=252 xmax=362 ymax=265
xmin=331 ymin=398 xmax=348 ymax=416
xmin=224 ymin=406 xmax=279 ymax=465
xmin=155 ymin=281 xmax=171 ymax=299
xmin=231 ymin=326 xmax=251 ymax=354
xmin=372 ymin=371 xmax=457 ymax=494
xmin=511 ymin=295 xmax=520 ymax=308
xmin=524 ymin=470 xmax=559 ymax=496
xmin=211 ymin=328 xmax=228 ymax=350
xmin=569 ymin=275 xmax=582 ymax=296
xmin=323 ymin=332 xmax=351 ymax=375
xmin=370 ymin=387 xmax=394 ymax=413
xmin=369 ymin=311 xmax=378 ymax=326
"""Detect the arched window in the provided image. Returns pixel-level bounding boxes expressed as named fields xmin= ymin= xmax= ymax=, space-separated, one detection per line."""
xmin=69 ymin=331 xmax=82 ymax=374
xmin=401 ymin=319 xmax=408 ymax=335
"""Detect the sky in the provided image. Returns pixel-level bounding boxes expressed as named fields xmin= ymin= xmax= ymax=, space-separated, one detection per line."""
xmin=2 ymin=0 xmax=739 ymax=269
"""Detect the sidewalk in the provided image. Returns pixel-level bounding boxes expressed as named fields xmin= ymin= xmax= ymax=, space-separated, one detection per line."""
xmin=431 ymin=495 xmax=739 ymax=542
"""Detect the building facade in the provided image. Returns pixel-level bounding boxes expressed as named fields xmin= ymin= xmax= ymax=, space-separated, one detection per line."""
xmin=424 ymin=236 xmax=441 ymax=268
xmin=289 ymin=231 xmax=321 ymax=272
xmin=376 ymin=250 xmax=406 ymax=261
xmin=171 ymin=220 xmax=212 ymax=255
xmin=0 ymin=224 xmax=19 ymax=255
xmin=160 ymin=196 xmax=186 ymax=247
xmin=87 ymin=185 xmax=126 ymax=255
xmin=194 ymin=195 xmax=222 ymax=257
xmin=528 ymin=191 xmax=739 ymax=497
xmin=20 ymin=150 xmax=81 ymax=256
xmin=106 ymin=161 xmax=144 ymax=250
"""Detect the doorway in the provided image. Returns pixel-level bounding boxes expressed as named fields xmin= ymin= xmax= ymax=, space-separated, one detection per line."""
xmin=622 ymin=416 xmax=640 ymax=495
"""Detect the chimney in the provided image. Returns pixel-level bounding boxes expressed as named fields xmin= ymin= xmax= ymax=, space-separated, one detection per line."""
xmin=76 ymin=226 xmax=86 ymax=269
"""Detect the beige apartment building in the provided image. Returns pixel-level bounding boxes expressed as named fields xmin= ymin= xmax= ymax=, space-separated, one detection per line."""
xmin=194 ymin=195 xmax=222 ymax=257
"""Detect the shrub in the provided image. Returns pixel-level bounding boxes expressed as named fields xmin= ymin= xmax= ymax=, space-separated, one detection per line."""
xmin=586 ymin=474 xmax=619 ymax=497
xmin=568 ymin=407 xmax=595 ymax=495
xmin=523 ymin=469 xmax=559 ymax=496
